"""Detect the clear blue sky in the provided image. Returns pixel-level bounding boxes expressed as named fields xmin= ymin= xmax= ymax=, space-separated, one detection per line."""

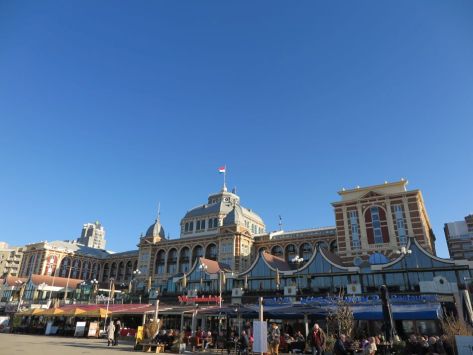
xmin=0 ymin=1 xmax=472 ymax=258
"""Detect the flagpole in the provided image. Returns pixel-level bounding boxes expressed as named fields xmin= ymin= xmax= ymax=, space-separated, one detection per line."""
xmin=224 ymin=165 xmax=226 ymax=189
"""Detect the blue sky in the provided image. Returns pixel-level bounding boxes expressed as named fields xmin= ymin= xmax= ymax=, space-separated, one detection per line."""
xmin=0 ymin=1 xmax=472 ymax=258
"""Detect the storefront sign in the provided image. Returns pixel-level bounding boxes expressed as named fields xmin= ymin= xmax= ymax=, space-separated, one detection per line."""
xmin=74 ymin=321 xmax=87 ymax=337
xmin=178 ymin=295 xmax=221 ymax=304
xmin=88 ymin=322 xmax=99 ymax=337
xmin=301 ymin=294 xmax=439 ymax=305
xmin=263 ymin=297 xmax=292 ymax=305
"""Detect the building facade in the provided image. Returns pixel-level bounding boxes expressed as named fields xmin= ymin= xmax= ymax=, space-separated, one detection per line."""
xmin=332 ymin=180 xmax=436 ymax=265
xmin=77 ymin=221 xmax=106 ymax=249
xmin=13 ymin=180 xmax=440 ymax=296
xmin=0 ymin=243 xmax=25 ymax=277
xmin=444 ymin=214 xmax=473 ymax=260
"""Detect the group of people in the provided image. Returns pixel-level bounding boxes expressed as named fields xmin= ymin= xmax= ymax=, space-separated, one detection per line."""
xmin=106 ymin=319 xmax=121 ymax=347
xmin=404 ymin=334 xmax=454 ymax=355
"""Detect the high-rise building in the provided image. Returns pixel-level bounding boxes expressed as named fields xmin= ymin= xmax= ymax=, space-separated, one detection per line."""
xmin=0 ymin=243 xmax=25 ymax=277
xmin=444 ymin=215 xmax=473 ymax=260
xmin=77 ymin=221 xmax=106 ymax=249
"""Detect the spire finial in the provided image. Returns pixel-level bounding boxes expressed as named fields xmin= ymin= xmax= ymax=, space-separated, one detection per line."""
xmin=157 ymin=202 xmax=161 ymax=223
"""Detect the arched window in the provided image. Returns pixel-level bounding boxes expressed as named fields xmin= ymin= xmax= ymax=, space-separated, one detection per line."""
xmin=167 ymin=249 xmax=178 ymax=274
xmin=155 ymin=250 xmax=166 ymax=274
xmin=118 ymin=262 xmax=125 ymax=281
xmin=329 ymin=240 xmax=338 ymax=254
xmin=285 ymin=244 xmax=297 ymax=262
xmin=179 ymin=247 xmax=190 ymax=273
xmin=125 ymin=261 xmax=133 ymax=281
xmin=365 ymin=206 xmax=389 ymax=244
xmin=110 ymin=262 xmax=117 ymax=278
xmin=59 ymin=257 xmax=71 ymax=278
xmin=81 ymin=261 xmax=91 ymax=280
xmin=192 ymin=245 xmax=204 ymax=263
xmin=205 ymin=244 xmax=218 ymax=260
xmin=102 ymin=263 xmax=110 ymax=281
xmin=71 ymin=259 xmax=81 ymax=279
xmin=271 ymin=245 xmax=283 ymax=258
xmin=299 ymin=243 xmax=313 ymax=261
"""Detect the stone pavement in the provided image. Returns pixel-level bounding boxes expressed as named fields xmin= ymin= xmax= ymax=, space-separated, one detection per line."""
xmin=0 ymin=333 xmax=137 ymax=354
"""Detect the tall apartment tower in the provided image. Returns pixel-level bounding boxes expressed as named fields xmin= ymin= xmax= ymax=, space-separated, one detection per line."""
xmin=77 ymin=221 xmax=106 ymax=249
xmin=444 ymin=214 xmax=473 ymax=260
xmin=332 ymin=180 xmax=436 ymax=265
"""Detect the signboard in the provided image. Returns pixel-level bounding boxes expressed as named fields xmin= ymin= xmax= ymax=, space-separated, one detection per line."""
xmin=88 ymin=322 xmax=99 ymax=338
xmin=455 ymin=335 xmax=473 ymax=355
xmin=253 ymin=320 xmax=268 ymax=353
xmin=74 ymin=321 xmax=87 ymax=337
xmin=178 ymin=295 xmax=221 ymax=304
xmin=136 ymin=326 xmax=144 ymax=344
xmin=45 ymin=321 xmax=58 ymax=335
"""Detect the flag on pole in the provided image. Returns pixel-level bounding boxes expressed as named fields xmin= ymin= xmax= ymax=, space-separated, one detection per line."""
xmin=218 ymin=166 xmax=226 ymax=174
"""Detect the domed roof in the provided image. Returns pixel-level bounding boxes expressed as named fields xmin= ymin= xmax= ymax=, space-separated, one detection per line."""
xmin=145 ymin=219 xmax=165 ymax=239
xmin=223 ymin=205 xmax=244 ymax=226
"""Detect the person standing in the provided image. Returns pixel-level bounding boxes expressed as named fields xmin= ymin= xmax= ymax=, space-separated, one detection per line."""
xmin=107 ymin=320 xmax=115 ymax=347
xmin=268 ymin=323 xmax=281 ymax=355
xmin=113 ymin=320 xmax=121 ymax=346
xmin=309 ymin=323 xmax=326 ymax=355
xmin=333 ymin=334 xmax=348 ymax=355
xmin=239 ymin=330 xmax=250 ymax=355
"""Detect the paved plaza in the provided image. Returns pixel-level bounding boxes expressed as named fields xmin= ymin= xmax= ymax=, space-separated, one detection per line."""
xmin=0 ymin=333 xmax=136 ymax=354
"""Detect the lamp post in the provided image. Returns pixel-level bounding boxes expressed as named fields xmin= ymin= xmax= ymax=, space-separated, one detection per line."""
xmin=131 ymin=269 xmax=141 ymax=301
xmin=291 ymin=256 xmax=304 ymax=290
xmin=47 ymin=256 xmax=58 ymax=307
xmin=199 ymin=264 xmax=208 ymax=292
xmin=38 ymin=282 xmax=47 ymax=304
xmin=90 ymin=279 xmax=99 ymax=304
xmin=218 ymin=270 xmax=226 ymax=308
xmin=15 ymin=280 xmax=25 ymax=312
xmin=395 ymin=246 xmax=412 ymax=291
xmin=62 ymin=251 xmax=75 ymax=303
xmin=103 ymin=278 xmax=114 ymax=333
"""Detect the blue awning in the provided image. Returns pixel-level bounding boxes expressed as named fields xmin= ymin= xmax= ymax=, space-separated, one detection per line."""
xmin=352 ymin=303 xmax=442 ymax=320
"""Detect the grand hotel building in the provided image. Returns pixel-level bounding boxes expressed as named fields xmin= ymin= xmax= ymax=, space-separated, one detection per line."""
xmin=13 ymin=180 xmax=437 ymax=295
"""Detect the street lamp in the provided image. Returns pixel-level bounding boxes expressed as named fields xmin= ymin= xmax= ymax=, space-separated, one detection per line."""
xmin=103 ymin=278 xmax=114 ymax=333
xmin=199 ymin=264 xmax=208 ymax=291
xmin=47 ymin=256 xmax=58 ymax=307
xmin=15 ymin=280 xmax=25 ymax=312
xmin=90 ymin=279 xmax=99 ymax=304
xmin=131 ymin=269 xmax=141 ymax=295
xmin=291 ymin=255 xmax=304 ymax=290
xmin=218 ymin=270 xmax=226 ymax=308
xmin=395 ymin=246 xmax=412 ymax=291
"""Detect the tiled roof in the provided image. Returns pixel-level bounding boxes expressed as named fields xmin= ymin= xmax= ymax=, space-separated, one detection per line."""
xmin=30 ymin=274 xmax=83 ymax=288
xmin=45 ymin=240 xmax=112 ymax=259
xmin=199 ymin=257 xmax=232 ymax=273
xmin=262 ymin=252 xmax=292 ymax=271
xmin=4 ymin=275 xmax=28 ymax=286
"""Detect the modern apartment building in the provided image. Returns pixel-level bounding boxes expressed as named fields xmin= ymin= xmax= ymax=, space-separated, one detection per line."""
xmin=444 ymin=215 xmax=473 ymax=260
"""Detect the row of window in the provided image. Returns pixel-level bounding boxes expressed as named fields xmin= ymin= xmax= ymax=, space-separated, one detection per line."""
xmin=184 ymin=217 xmax=220 ymax=233
xmin=348 ymin=204 xmax=408 ymax=248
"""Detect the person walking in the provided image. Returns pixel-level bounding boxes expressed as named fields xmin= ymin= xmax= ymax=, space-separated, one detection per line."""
xmin=268 ymin=323 xmax=281 ymax=355
xmin=308 ymin=323 xmax=326 ymax=355
xmin=333 ymin=334 xmax=348 ymax=355
xmin=113 ymin=320 xmax=121 ymax=346
xmin=239 ymin=330 xmax=250 ymax=355
xmin=107 ymin=320 xmax=115 ymax=347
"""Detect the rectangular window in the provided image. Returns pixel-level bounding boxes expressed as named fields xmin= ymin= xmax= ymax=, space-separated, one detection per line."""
xmin=196 ymin=221 xmax=201 ymax=230
xmin=209 ymin=218 xmax=213 ymax=229
xmin=371 ymin=207 xmax=384 ymax=244
xmin=189 ymin=222 xmax=193 ymax=231
xmin=393 ymin=204 xmax=407 ymax=245
xmin=201 ymin=219 xmax=205 ymax=230
xmin=349 ymin=211 xmax=361 ymax=249
xmin=185 ymin=223 xmax=189 ymax=232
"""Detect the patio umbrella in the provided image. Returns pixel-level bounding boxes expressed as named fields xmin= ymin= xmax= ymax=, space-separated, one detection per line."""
xmin=18 ymin=308 xmax=44 ymax=316
xmin=62 ymin=307 xmax=87 ymax=317
xmin=42 ymin=308 xmax=65 ymax=317
xmin=83 ymin=308 xmax=111 ymax=318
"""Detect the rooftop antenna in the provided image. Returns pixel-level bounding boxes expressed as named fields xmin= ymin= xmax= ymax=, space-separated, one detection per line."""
xmin=278 ymin=215 xmax=283 ymax=231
